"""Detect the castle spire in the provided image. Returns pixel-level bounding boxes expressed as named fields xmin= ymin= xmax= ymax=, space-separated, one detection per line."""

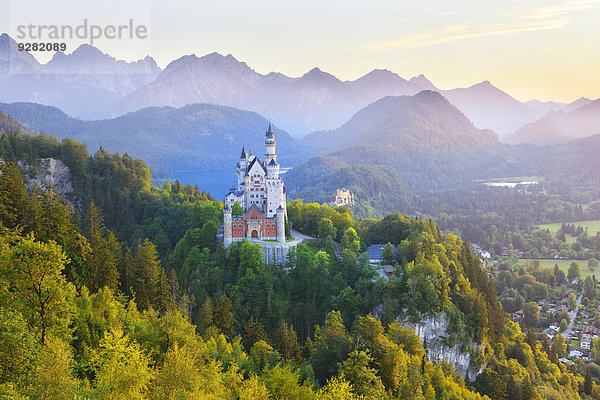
xmin=240 ymin=145 xmax=247 ymax=159
xmin=266 ymin=121 xmax=274 ymax=139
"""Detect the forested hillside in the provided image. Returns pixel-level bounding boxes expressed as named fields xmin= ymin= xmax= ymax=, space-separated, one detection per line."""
xmin=0 ymin=109 xmax=26 ymax=135
xmin=288 ymin=91 xmax=528 ymax=195
xmin=0 ymin=130 xmax=597 ymax=399
xmin=0 ymin=102 xmax=313 ymax=193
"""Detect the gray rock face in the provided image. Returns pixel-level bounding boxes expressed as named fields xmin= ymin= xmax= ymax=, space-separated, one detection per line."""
xmin=404 ymin=313 xmax=484 ymax=381
xmin=18 ymin=158 xmax=74 ymax=204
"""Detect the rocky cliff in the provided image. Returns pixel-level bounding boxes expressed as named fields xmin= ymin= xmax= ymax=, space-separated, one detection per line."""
xmin=18 ymin=158 xmax=75 ymax=205
xmin=403 ymin=313 xmax=484 ymax=381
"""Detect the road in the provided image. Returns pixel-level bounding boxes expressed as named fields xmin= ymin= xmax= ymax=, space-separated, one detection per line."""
xmin=563 ymin=291 xmax=584 ymax=339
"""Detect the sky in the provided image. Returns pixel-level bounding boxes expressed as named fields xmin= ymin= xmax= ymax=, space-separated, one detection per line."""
xmin=1 ymin=0 xmax=599 ymax=103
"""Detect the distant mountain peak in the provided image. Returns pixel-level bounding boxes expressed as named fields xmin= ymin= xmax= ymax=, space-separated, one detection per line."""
xmin=365 ymin=68 xmax=396 ymax=76
xmin=471 ymin=80 xmax=496 ymax=90
xmin=0 ymin=33 xmax=42 ymax=71
xmin=414 ymin=89 xmax=444 ymax=100
xmin=301 ymin=67 xmax=340 ymax=83
xmin=562 ymin=97 xmax=594 ymax=113
xmin=203 ymin=51 xmax=226 ymax=61
xmin=72 ymin=43 xmax=105 ymax=57
xmin=306 ymin=67 xmax=324 ymax=75
xmin=409 ymin=74 xmax=437 ymax=91
xmin=199 ymin=52 xmax=246 ymax=67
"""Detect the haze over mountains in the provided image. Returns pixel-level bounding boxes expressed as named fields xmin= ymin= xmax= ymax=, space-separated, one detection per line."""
xmin=0 ymin=34 xmax=160 ymax=119
xmin=0 ymin=101 xmax=312 ymax=194
xmin=2 ymin=31 xmax=599 ymax=200
xmin=2 ymin=33 xmax=596 ymax=140
xmin=505 ymin=98 xmax=600 ymax=145
xmin=288 ymin=91 xmax=508 ymax=196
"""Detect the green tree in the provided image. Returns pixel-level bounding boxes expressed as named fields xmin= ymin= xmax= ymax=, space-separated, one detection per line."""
xmin=232 ymin=201 xmax=243 ymax=217
xmin=584 ymin=369 xmax=593 ymax=395
xmin=151 ymin=345 xmax=201 ymax=400
xmin=30 ymin=336 xmax=78 ymax=400
xmin=91 ymin=328 xmax=153 ymax=400
xmin=275 ymin=321 xmax=302 ymax=364
xmin=584 ymin=276 xmax=596 ymax=300
xmin=387 ymin=322 xmax=425 ymax=357
xmin=243 ymin=316 xmax=268 ymax=351
xmin=197 ymin=297 xmax=214 ymax=337
xmin=339 ymin=350 xmax=386 ymax=399
xmin=0 ymin=310 xmax=38 ymax=388
xmin=318 ymin=218 xmax=337 ymax=240
xmin=560 ymin=319 xmax=568 ymax=332
xmin=133 ymin=238 xmax=164 ymax=310
xmin=567 ymin=293 xmax=577 ymax=311
xmin=341 ymin=228 xmax=361 ymax=253
xmin=318 ymin=376 xmax=364 ymax=400
xmin=589 ymin=258 xmax=599 ymax=271
xmin=523 ymin=302 xmax=540 ymax=328
xmin=0 ymin=162 xmax=29 ymax=229
xmin=2 ymin=235 xmax=75 ymax=344
xmin=213 ymin=294 xmax=236 ymax=338
xmin=551 ymin=333 xmax=567 ymax=357
xmin=567 ymin=262 xmax=580 ymax=281
xmin=260 ymin=364 xmax=314 ymax=399
xmin=84 ymin=201 xmax=120 ymax=292
xmin=381 ymin=242 xmax=395 ymax=265
xmin=311 ymin=311 xmax=351 ymax=385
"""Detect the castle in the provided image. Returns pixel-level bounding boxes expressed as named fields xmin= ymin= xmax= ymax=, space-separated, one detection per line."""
xmin=223 ymin=123 xmax=287 ymax=247
xmin=334 ymin=188 xmax=355 ymax=206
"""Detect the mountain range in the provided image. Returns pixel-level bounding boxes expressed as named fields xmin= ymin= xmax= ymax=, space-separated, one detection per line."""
xmin=287 ymin=91 xmax=514 ymax=196
xmin=2 ymin=33 xmax=594 ymax=139
xmin=2 ymin=88 xmax=599 ymax=208
xmin=504 ymin=98 xmax=600 ymax=145
xmin=0 ymin=101 xmax=311 ymax=195
xmin=0 ymin=33 xmax=160 ymax=119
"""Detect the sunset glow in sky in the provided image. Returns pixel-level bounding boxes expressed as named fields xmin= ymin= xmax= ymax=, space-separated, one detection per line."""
xmin=2 ymin=0 xmax=599 ymax=103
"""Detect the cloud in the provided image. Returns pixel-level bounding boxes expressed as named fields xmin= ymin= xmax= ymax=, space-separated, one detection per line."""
xmin=366 ymin=0 xmax=599 ymax=51
xmin=513 ymin=0 xmax=599 ymax=20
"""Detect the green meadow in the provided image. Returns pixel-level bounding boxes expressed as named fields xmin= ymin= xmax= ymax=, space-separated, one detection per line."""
xmin=536 ymin=220 xmax=600 ymax=235
xmin=517 ymin=259 xmax=598 ymax=279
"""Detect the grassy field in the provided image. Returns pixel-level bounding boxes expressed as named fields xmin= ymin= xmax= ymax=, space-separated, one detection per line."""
xmin=536 ymin=220 xmax=600 ymax=235
xmin=516 ymin=259 xmax=597 ymax=279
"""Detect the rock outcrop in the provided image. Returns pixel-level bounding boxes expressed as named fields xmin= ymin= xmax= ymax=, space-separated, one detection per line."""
xmin=18 ymin=158 xmax=75 ymax=205
xmin=403 ymin=313 xmax=484 ymax=381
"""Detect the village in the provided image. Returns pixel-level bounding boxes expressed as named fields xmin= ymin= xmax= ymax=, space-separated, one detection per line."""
xmin=429 ymin=242 xmax=600 ymax=366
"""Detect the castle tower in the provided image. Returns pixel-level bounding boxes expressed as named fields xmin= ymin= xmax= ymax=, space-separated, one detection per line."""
xmin=276 ymin=206 xmax=285 ymax=243
xmin=223 ymin=206 xmax=233 ymax=247
xmin=265 ymin=122 xmax=277 ymax=164
xmin=237 ymin=145 xmax=248 ymax=188
xmin=267 ymin=158 xmax=279 ymax=179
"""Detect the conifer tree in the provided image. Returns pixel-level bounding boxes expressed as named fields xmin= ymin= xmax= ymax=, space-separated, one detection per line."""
xmin=243 ymin=316 xmax=268 ymax=351
xmin=585 ymin=369 xmax=593 ymax=395
xmin=133 ymin=238 xmax=162 ymax=310
xmin=213 ymin=294 xmax=236 ymax=338
xmin=120 ymin=246 xmax=135 ymax=296
xmin=197 ymin=297 xmax=214 ymax=337
xmin=339 ymin=350 xmax=386 ymax=399
xmin=0 ymin=162 xmax=29 ymax=228
xmin=155 ymin=268 xmax=172 ymax=312
xmin=84 ymin=200 xmax=120 ymax=292
xmin=168 ymin=268 xmax=180 ymax=306
xmin=275 ymin=321 xmax=302 ymax=364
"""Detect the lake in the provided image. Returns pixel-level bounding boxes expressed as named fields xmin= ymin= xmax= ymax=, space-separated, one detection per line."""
xmin=483 ymin=181 xmax=538 ymax=188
